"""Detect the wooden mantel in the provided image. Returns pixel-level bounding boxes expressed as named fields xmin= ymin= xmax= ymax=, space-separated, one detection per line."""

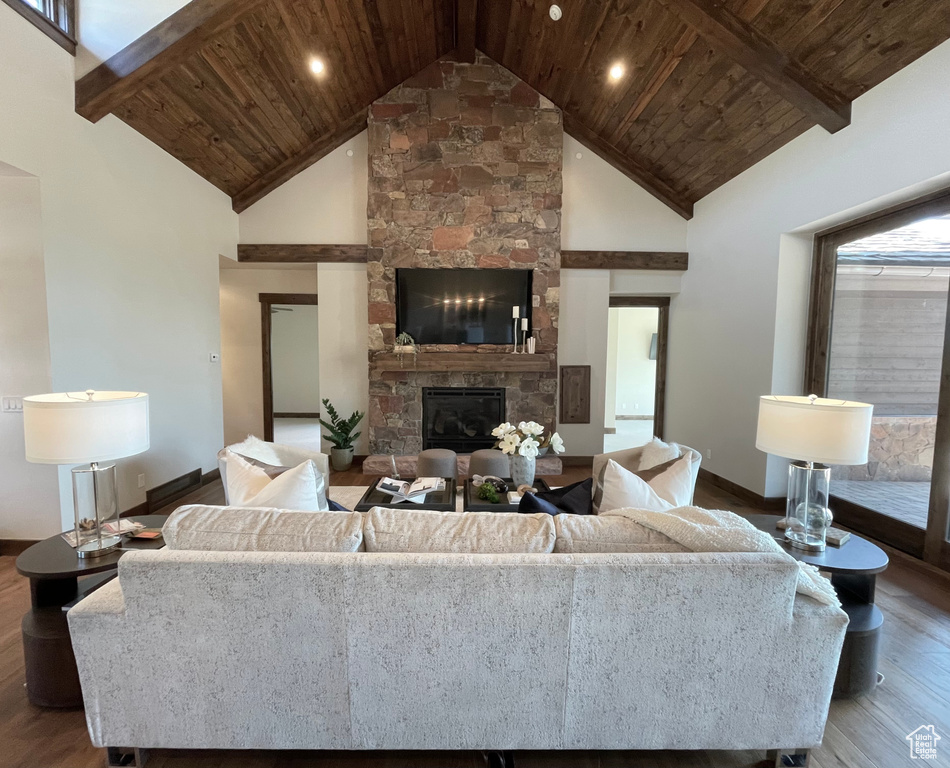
xmin=373 ymin=352 xmax=555 ymax=373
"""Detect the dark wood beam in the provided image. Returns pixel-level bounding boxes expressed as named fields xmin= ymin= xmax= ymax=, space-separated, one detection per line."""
xmin=655 ymin=0 xmax=851 ymax=133
xmin=456 ymin=0 xmax=478 ymax=63
xmin=238 ymin=244 xmax=368 ymax=263
xmin=231 ymin=111 xmax=368 ymax=212
xmin=562 ymin=251 xmax=688 ymax=270
xmin=564 ymin=113 xmax=693 ymax=220
xmin=75 ymin=0 xmax=266 ymax=123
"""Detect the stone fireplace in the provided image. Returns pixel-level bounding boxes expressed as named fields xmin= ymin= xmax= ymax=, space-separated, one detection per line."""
xmin=367 ymin=53 xmax=562 ymax=454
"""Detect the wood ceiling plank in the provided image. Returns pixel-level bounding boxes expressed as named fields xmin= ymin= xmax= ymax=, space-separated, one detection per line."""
xmin=607 ymin=27 xmax=698 ymax=144
xmin=400 ymin=0 xmax=424 ymax=72
xmin=563 ymin=112 xmax=693 ymax=219
xmin=232 ymin=109 xmax=368 ymax=212
xmin=563 ymin=1 xmax=631 ymax=116
xmin=456 ymin=0 xmax=478 ymax=63
xmin=654 ymin=0 xmax=850 ymax=132
xmin=164 ymin=62 xmax=284 ymax=173
xmin=358 ymin=0 xmax=400 ymax=92
xmin=258 ymin=3 xmax=339 ymax=135
xmin=76 ymin=0 xmax=267 ymax=122
xmin=307 ymin=0 xmax=371 ymax=116
xmin=590 ymin=5 xmax=687 ymax=136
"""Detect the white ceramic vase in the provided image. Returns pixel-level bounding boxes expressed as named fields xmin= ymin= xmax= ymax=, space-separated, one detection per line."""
xmin=509 ymin=454 xmax=536 ymax=488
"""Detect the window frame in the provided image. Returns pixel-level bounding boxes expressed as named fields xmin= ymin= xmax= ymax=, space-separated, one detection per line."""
xmin=804 ymin=187 xmax=950 ymax=568
xmin=1 ymin=0 xmax=76 ymax=56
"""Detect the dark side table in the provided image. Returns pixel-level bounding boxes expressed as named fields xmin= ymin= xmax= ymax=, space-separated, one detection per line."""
xmin=15 ymin=515 xmax=167 ymax=708
xmin=745 ymin=514 xmax=889 ymax=698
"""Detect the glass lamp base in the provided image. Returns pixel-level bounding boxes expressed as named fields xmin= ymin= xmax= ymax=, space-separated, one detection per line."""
xmin=76 ymin=535 xmax=121 ymax=558
xmin=784 ymin=529 xmax=826 ymax=553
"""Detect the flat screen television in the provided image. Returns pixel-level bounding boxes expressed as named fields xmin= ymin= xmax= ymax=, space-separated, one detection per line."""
xmin=396 ymin=268 xmax=532 ymax=345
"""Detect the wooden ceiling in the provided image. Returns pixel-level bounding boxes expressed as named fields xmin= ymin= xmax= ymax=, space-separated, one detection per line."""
xmin=76 ymin=0 xmax=950 ymax=217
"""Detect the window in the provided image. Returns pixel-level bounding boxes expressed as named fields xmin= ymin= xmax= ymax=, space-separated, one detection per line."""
xmin=805 ymin=189 xmax=950 ymax=569
xmin=2 ymin=0 xmax=76 ymax=55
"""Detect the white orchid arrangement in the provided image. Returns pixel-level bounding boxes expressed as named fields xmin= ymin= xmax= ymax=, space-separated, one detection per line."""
xmin=491 ymin=421 xmax=565 ymax=458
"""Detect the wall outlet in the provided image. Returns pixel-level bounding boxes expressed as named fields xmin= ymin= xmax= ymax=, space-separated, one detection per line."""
xmin=137 ymin=474 xmax=146 ymax=488
xmin=209 ymin=352 xmax=220 ymax=363
xmin=1 ymin=396 xmax=23 ymax=413
xmin=532 ymin=294 xmax=541 ymax=307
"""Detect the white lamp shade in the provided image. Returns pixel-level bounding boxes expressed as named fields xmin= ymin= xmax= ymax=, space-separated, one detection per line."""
xmin=23 ymin=391 xmax=149 ymax=464
xmin=756 ymin=395 xmax=873 ymax=465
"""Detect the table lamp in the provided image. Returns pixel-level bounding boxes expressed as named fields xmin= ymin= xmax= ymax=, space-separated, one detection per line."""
xmin=756 ymin=394 xmax=873 ymax=552
xmin=23 ymin=391 xmax=149 ymax=558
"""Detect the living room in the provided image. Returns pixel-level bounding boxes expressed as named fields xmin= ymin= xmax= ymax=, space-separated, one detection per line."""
xmin=2 ymin=1 xmax=950 ymax=767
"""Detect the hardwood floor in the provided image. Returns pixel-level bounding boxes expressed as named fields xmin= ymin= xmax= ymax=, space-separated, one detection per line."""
xmin=2 ymin=472 xmax=949 ymax=768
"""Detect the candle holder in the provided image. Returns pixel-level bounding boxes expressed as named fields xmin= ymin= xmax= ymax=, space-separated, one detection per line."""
xmin=521 ymin=328 xmax=528 ymax=352
xmin=512 ymin=319 xmax=520 ymax=354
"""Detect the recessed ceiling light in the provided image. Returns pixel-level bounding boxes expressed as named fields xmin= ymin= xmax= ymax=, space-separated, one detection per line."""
xmin=609 ymin=63 xmax=624 ymax=81
xmin=549 ymin=4 xmax=562 ymax=21
xmin=575 ymin=152 xmax=583 ymax=159
xmin=310 ymin=58 xmax=325 ymax=75
xmin=346 ymin=149 xmax=354 ymax=157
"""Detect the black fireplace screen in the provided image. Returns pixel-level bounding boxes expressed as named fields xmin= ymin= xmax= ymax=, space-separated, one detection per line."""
xmin=421 ymin=387 xmax=505 ymax=452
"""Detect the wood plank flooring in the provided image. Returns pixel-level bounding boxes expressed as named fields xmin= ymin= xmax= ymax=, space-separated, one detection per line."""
xmin=2 ymin=470 xmax=949 ymax=768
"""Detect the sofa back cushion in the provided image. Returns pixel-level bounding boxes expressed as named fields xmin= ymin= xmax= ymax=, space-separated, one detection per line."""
xmin=363 ymin=507 xmax=555 ymax=553
xmin=554 ymin=514 xmax=688 ymax=553
xmin=163 ymin=505 xmax=363 ymax=552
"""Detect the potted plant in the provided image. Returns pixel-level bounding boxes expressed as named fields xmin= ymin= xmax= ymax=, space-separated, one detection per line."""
xmin=319 ymin=398 xmax=365 ymax=471
xmin=394 ymin=331 xmax=417 ymax=356
xmin=492 ymin=420 xmax=565 ymax=487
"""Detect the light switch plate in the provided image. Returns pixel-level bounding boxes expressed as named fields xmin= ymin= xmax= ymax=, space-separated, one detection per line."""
xmin=2 ymin=396 xmax=23 ymax=413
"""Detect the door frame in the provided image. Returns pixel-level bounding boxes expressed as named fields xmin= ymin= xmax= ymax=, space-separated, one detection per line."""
xmin=804 ymin=188 xmax=950 ymax=567
xmin=608 ymin=296 xmax=670 ymax=440
xmin=259 ymin=293 xmax=318 ymax=442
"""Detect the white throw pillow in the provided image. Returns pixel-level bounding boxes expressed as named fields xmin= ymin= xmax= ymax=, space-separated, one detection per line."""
xmin=227 ymin=435 xmax=284 ymax=467
xmin=637 ymin=436 xmax=682 ymax=471
xmin=225 ymin=450 xmax=329 ymax=511
xmin=599 ymin=456 xmax=693 ymax=513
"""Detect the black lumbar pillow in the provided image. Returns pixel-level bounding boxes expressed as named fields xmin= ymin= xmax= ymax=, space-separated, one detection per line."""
xmin=518 ymin=477 xmax=593 ymax=516
xmin=328 ymin=499 xmax=350 ymax=511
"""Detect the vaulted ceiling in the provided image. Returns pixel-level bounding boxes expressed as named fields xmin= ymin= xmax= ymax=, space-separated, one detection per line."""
xmin=75 ymin=0 xmax=950 ymax=217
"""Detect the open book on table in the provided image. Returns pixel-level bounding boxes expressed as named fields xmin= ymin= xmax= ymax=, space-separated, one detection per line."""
xmin=376 ymin=477 xmax=446 ymax=503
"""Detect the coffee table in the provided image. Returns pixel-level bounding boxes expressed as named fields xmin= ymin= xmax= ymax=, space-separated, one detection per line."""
xmin=745 ymin=514 xmax=889 ymax=698
xmin=15 ymin=514 xmax=167 ymax=708
xmin=463 ymin=478 xmax=552 ymax=512
xmin=354 ymin=478 xmax=456 ymax=512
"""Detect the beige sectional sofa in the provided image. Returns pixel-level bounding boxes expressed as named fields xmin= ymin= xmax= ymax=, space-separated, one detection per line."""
xmin=68 ymin=506 xmax=847 ymax=762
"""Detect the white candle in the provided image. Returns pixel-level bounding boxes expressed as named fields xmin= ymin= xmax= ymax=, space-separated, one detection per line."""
xmin=521 ymin=318 xmax=528 ymax=330
xmin=512 ymin=305 xmax=520 ymax=319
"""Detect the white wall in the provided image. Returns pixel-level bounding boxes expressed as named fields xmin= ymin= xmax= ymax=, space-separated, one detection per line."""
xmin=0 ymin=4 xmax=237 ymax=530
xmin=562 ymin=134 xmax=688 ymax=252
xmin=557 ymin=270 xmax=610 ymax=455
xmin=219 ymin=266 xmax=318 ymax=445
xmin=669 ymin=39 xmax=950 ymax=496
xmin=614 ymin=307 xmax=659 ymax=417
xmin=272 ymin=305 xmax=320 ymax=413
xmin=604 ymin=309 xmax=619 ymax=431
xmin=0 ymin=173 xmax=60 ymax=540
xmin=239 ymin=133 xmax=368 ymax=244
xmin=317 ymin=263 xmax=369 ymax=455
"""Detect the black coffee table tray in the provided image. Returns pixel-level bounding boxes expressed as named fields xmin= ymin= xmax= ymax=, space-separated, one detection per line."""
xmin=463 ymin=478 xmax=551 ymax=513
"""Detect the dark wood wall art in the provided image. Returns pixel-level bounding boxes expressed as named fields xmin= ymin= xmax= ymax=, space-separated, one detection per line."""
xmin=73 ymin=0 xmax=950 ymax=216
xmin=559 ymin=365 xmax=591 ymax=424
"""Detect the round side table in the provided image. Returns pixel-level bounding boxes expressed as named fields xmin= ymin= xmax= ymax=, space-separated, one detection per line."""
xmin=746 ymin=514 xmax=889 ymax=698
xmin=15 ymin=515 xmax=167 ymax=708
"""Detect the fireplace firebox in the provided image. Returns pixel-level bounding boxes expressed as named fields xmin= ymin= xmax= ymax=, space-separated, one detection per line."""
xmin=422 ymin=387 xmax=505 ymax=452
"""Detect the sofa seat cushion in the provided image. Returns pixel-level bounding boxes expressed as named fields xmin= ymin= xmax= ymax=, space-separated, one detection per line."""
xmin=554 ymin=514 xmax=687 ymax=553
xmin=163 ymin=505 xmax=363 ymax=552
xmin=364 ymin=507 xmax=555 ymax=553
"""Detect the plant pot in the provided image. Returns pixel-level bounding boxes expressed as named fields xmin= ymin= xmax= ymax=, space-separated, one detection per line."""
xmin=509 ymin=454 xmax=536 ymax=488
xmin=393 ymin=345 xmax=416 ymax=355
xmin=538 ymin=445 xmax=549 ymax=457
xmin=330 ymin=446 xmax=354 ymax=472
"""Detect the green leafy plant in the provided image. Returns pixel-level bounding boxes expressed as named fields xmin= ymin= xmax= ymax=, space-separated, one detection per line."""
xmin=477 ymin=482 xmax=500 ymax=504
xmin=395 ymin=332 xmax=415 ymax=347
xmin=319 ymin=398 xmax=365 ymax=451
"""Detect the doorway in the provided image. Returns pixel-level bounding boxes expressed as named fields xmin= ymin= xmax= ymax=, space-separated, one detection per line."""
xmin=259 ymin=293 xmax=319 ymax=447
xmin=604 ymin=297 xmax=669 ymax=452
